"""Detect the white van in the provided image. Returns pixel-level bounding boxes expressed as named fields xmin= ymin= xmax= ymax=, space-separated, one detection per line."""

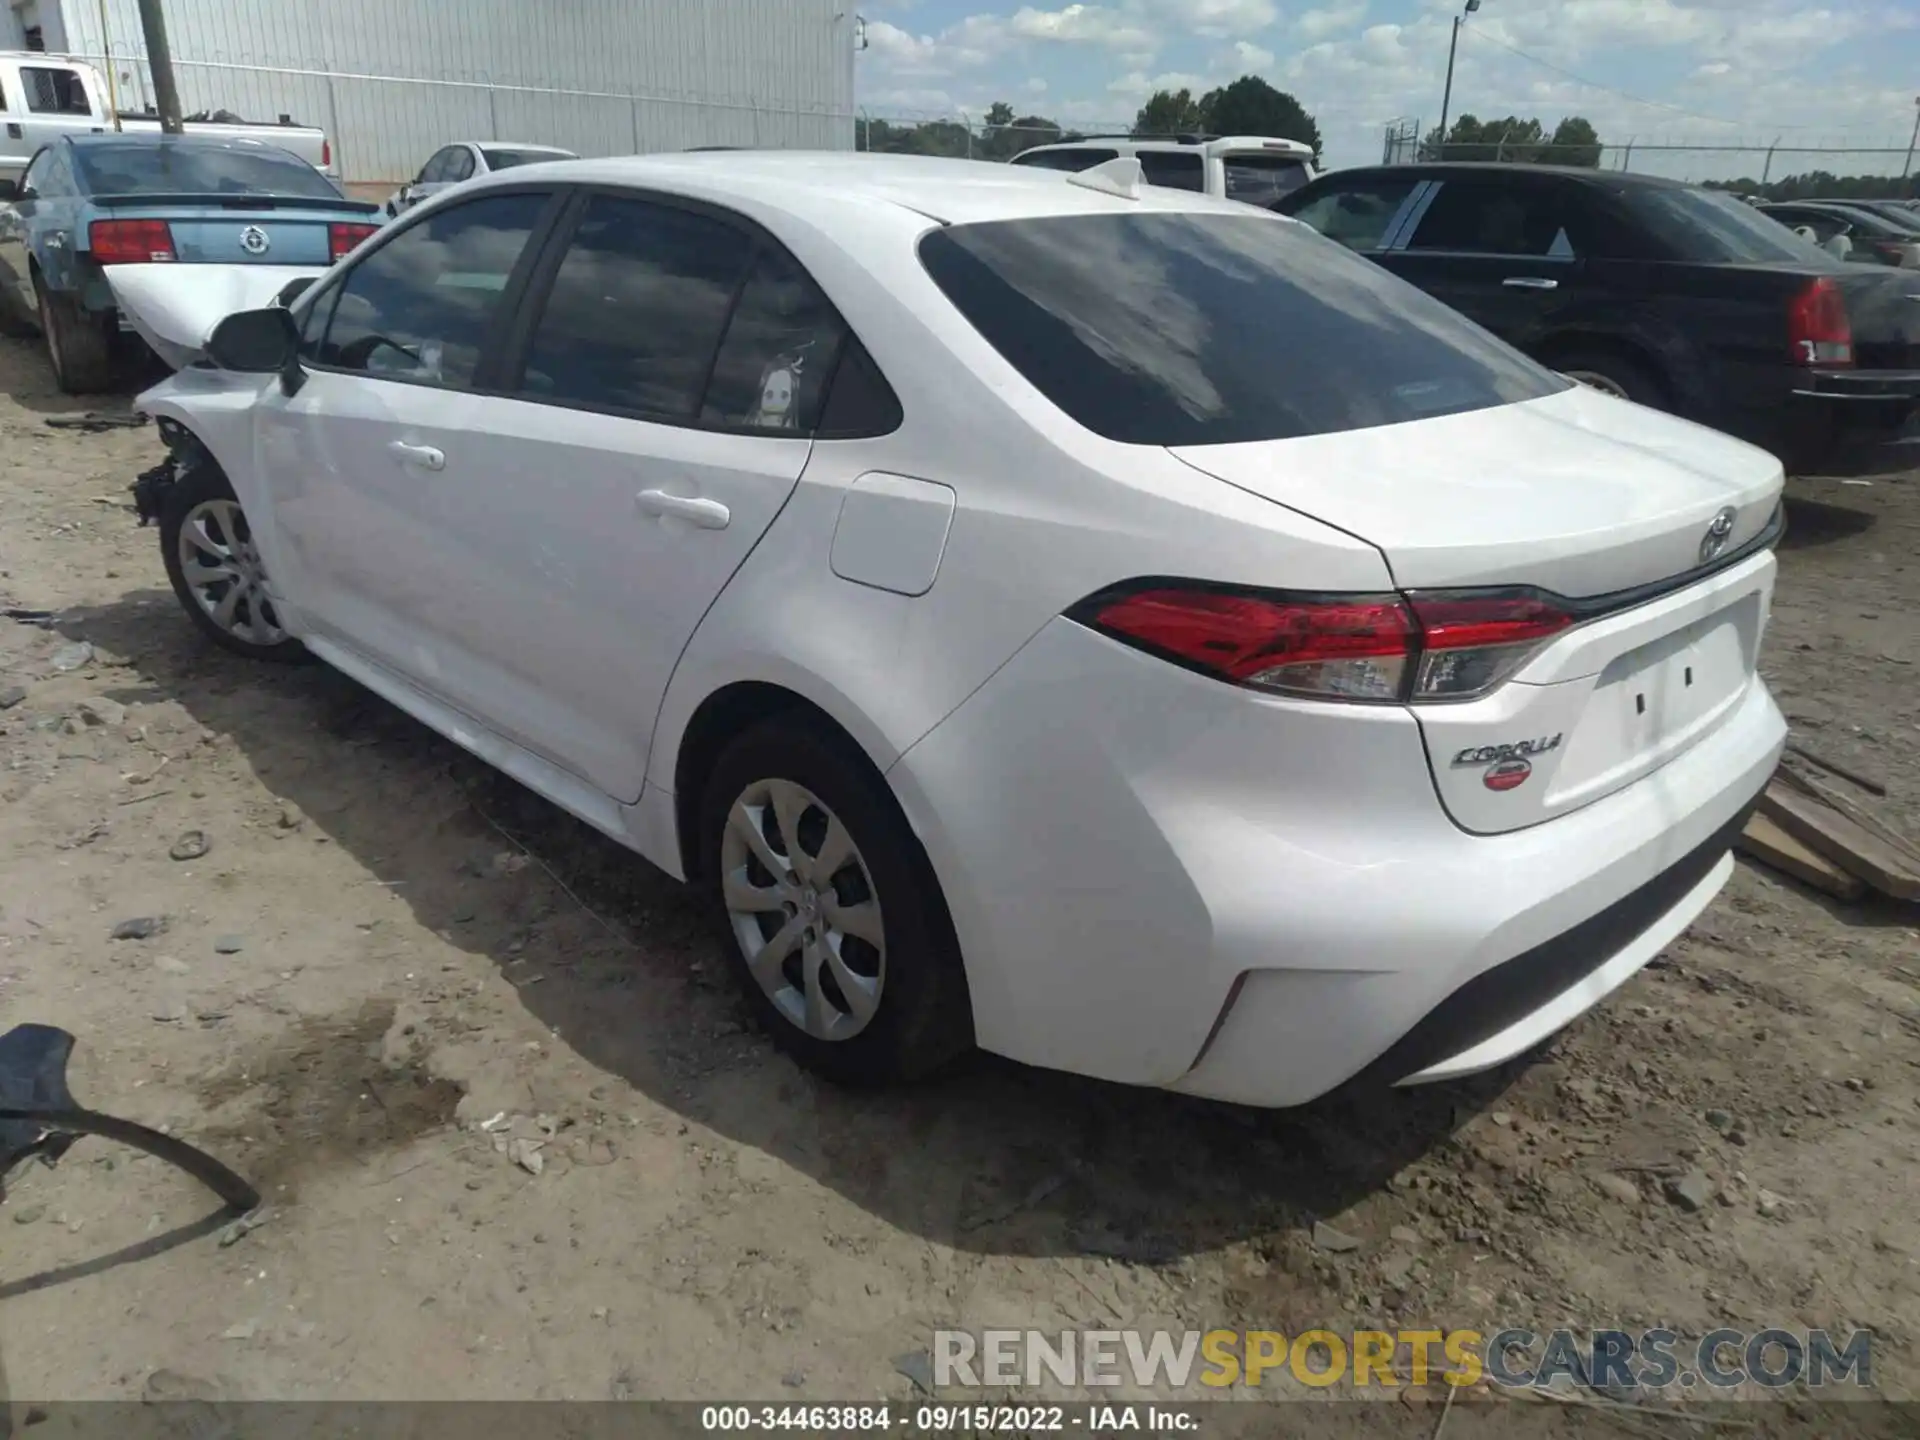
xmin=1009 ymin=134 xmax=1317 ymax=208
xmin=0 ymin=53 xmax=334 ymax=186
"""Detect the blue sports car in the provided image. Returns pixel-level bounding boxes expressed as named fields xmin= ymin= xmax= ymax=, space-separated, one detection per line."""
xmin=0 ymin=132 xmax=380 ymax=392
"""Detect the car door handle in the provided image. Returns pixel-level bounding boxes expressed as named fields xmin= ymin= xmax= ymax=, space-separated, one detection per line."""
xmin=1502 ymin=276 xmax=1558 ymax=291
xmin=637 ymin=489 xmax=730 ymax=529
xmin=387 ymin=441 xmax=445 ymax=471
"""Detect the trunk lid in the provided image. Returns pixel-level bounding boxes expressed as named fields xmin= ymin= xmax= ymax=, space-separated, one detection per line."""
xmin=1170 ymin=383 xmax=1783 ymax=833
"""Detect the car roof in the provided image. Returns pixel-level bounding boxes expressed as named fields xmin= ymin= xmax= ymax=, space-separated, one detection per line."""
xmin=1322 ymin=161 xmax=1697 ymax=190
xmin=476 ymin=141 xmax=575 ymax=153
xmin=475 ymin=150 xmax=1268 ymax=226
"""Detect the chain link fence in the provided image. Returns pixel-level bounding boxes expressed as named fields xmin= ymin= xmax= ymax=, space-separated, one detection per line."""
xmin=1380 ymin=117 xmax=1920 ymax=193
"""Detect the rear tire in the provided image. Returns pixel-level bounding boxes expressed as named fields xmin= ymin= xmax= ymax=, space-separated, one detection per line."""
xmin=37 ymin=284 xmax=116 ymax=394
xmin=1553 ymin=349 xmax=1667 ymax=410
xmin=159 ymin=458 xmax=311 ymax=665
xmin=697 ymin=715 xmax=973 ymax=1087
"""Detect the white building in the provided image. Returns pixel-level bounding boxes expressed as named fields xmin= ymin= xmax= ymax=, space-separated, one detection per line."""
xmin=4 ymin=0 xmax=856 ymax=183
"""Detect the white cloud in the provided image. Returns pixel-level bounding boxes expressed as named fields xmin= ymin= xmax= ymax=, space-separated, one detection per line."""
xmin=1009 ymin=4 xmax=1159 ymax=50
xmin=1106 ymin=69 xmax=1209 ymax=99
xmin=1026 ymin=75 xmax=1050 ymax=94
xmin=1157 ymin=0 xmax=1280 ymax=39
xmin=1232 ymin=38 xmax=1276 ymax=68
xmin=1296 ymin=0 xmax=1368 ymax=42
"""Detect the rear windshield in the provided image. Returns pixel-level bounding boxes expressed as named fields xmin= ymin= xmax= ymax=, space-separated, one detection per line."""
xmin=1222 ymin=152 xmax=1312 ymax=208
xmin=1624 ymin=186 xmax=1832 ymax=265
xmin=75 ymin=142 xmax=340 ymax=199
xmin=918 ymin=212 xmax=1566 ymax=446
xmin=482 ymin=147 xmax=573 ymax=170
xmin=1010 ymin=148 xmax=1118 ymax=173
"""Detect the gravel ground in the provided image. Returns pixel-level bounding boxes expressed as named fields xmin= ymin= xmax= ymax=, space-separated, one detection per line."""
xmin=0 ymin=332 xmax=1916 ymax=1428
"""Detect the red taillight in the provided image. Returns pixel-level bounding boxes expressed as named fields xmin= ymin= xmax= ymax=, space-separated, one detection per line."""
xmin=1072 ymin=585 xmax=1574 ymax=704
xmin=89 ymin=218 xmax=174 ymax=264
xmin=321 ymin=138 xmax=332 ymax=169
xmin=329 ymin=222 xmax=378 ymax=261
xmin=1787 ymin=276 xmax=1852 ymax=367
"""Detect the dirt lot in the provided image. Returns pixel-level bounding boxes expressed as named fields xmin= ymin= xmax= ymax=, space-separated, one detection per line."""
xmin=0 ymin=332 xmax=1916 ymax=1423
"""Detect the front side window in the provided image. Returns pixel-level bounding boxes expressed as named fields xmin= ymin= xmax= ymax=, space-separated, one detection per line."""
xmin=518 ymin=195 xmax=753 ymax=419
xmin=21 ymin=66 xmax=90 ymax=116
xmin=315 ymin=191 xmax=550 ymax=387
xmin=417 ymin=149 xmax=453 ymax=184
xmin=1281 ymin=177 xmax=1418 ymax=251
xmin=1137 ymin=151 xmax=1204 ymax=192
xmin=444 ymin=147 xmax=476 ymax=182
xmin=919 ymin=212 xmax=1567 ymax=447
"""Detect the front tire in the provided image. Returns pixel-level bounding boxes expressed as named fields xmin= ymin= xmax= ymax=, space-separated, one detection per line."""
xmin=37 ymin=284 xmax=116 ymax=393
xmin=159 ymin=458 xmax=310 ymax=664
xmin=698 ymin=716 xmax=973 ymax=1086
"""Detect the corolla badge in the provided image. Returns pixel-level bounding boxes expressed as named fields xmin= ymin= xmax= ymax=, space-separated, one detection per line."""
xmin=1453 ymin=733 xmax=1563 ymax=794
xmin=1699 ymin=506 xmax=1737 ymax=564
xmin=239 ymin=225 xmax=271 ymax=256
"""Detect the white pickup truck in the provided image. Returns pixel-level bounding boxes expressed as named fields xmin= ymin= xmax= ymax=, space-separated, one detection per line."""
xmin=1 ymin=53 xmax=334 ymax=187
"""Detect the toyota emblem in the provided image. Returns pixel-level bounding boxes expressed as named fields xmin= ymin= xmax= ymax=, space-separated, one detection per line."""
xmin=1699 ymin=506 xmax=1736 ymax=564
xmin=239 ymin=225 xmax=271 ymax=256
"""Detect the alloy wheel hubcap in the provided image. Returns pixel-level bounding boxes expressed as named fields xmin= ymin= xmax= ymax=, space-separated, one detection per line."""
xmin=178 ymin=498 xmax=287 ymax=647
xmin=720 ymin=777 xmax=885 ymax=1042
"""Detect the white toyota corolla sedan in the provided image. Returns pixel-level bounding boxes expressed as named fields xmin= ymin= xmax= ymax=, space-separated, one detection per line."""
xmin=131 ymin=151 xmax=1787 ymax=1107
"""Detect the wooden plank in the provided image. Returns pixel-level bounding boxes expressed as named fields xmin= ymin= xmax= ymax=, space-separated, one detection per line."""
xmin=1758 ymin=781 xmax=1920 ymax=901
xmin=1776 ymin=763 xmax=1920 ymax=866
xmin=1737 ymin=811 xmax=1866 ymax=901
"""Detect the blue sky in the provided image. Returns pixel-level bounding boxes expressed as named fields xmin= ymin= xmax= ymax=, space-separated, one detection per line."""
xmin=857 ymin=1 xmax=1920 ymax=178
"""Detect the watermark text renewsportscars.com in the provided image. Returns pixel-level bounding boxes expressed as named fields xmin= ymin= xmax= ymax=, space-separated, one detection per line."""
xmin=933 ymin=1328 xmax=1872 ymax=1392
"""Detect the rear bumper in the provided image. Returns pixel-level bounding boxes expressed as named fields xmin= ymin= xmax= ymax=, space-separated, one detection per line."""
xmin=1719 ymin=367 xmax=1920 ymax=469
xmin=888 ymin=616 xmax=1787 ymax=1108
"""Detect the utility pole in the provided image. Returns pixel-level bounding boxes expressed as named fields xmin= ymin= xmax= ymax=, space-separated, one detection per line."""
xmin=1904 ymin=95 xmax=1920 ymax=188
xmin=134 ymin=0 xmax=183 ymax=134
xmin=1435 ymin=0 xmax=1481 ymax=160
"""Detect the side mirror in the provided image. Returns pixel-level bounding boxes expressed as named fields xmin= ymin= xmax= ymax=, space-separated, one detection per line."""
xmin=206 ymin=305 xmax=298 ymax=373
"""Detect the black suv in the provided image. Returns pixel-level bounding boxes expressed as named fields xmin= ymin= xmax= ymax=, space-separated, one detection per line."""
xmin=1276 ymin=163 xmax=1920 ymax=471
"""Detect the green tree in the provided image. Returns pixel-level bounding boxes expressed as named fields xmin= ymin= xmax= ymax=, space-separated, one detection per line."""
xmin=1424 ymin=113 xmax=1605 ymax=166
xmin=1133 ymin=87 xmax=1209 ymax=138
xmin=1548 ymin=116 xmax=1602 ymax=167
xmin=1198 ymin=76 xmax=1322 ymax=160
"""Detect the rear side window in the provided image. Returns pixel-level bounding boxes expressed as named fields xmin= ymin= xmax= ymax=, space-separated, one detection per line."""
xmin=315 ymin=191 xmax=550 ymax=387
xmin=1624 ymin=186 xmax=1831 ymax=264
xmin=1406 ymin=179 xmax=1583 ymax=257
xmin=21 ymin=66 xmax=90 ymax=116
xmin=1010 ymin=148 xmax=1118 ymax=173
xmin=518 ymin=194 xmax=753 ymax=419
xmin=1222 ymin=153 xmax=1312 ymax=208
xmin=919 ymin=213 xmax=1567 ymax=447
xmin=1137 ymin=151 xmax=1204 ymax=192
xmin=700 ymin=247 xmax=847 ymax=432
xmin=1281 ymin=177 xmax=1418 ymax=251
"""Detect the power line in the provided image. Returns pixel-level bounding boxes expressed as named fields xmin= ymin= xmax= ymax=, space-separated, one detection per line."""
xmin=1459 ymin=23 xmax=1744 ymax=128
